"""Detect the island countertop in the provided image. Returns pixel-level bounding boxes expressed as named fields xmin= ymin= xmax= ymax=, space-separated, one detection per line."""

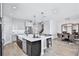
xmin=12 ymin=30 xmax=53 ymax=56
xmin=12 ymin=30 xmax=53 ymax=42
xmin=17 ymin=34 xmax=53 ymax=42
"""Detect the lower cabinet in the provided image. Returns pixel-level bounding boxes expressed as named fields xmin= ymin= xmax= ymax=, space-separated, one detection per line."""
xmin=16 ymin=36 xmax=22 ymax=49
xmin=16 ymin=36 xmax=41 ymax=56
xmin=27 ymin=40 xmax=41 ymax=56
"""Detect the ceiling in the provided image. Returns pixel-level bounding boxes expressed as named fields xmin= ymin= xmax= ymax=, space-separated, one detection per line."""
xmin=2 ymin=3 xmax=79 ymax=21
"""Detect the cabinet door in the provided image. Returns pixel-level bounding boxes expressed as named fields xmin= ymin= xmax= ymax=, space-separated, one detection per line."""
xmin=17 ymin=36 xmax=22 ymax=49
xmin=27 ymin=40 xmax=41 ymax=56
xmin=31 ymin=41 xmax=41 ymax=56
xmin=27 ymin=43 xmax=32 ymax=56
xmin=22 ymin=39 xmax=27 ymax=53
xmin=18 ymin=39 xmax=22 ymax=49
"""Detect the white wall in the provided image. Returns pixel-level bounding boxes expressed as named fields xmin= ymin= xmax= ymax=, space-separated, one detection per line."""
xmin=2 ymin=16 xmax=13 ymax=45
xmin=43 ymin=20 xmax=50 ymax=34
xmin=12 ymin=18 xmax=25 ymax=30
xmin=49 ymin=19 xmax=58 ymax=38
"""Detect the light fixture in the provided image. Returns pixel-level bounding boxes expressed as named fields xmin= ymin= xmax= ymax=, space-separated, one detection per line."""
xmin=11 ymin=4 xmax=17 ymax=10
xmin=12 ymin=6 xmax=17 ymax=9
xmin=52 ymin=8 xmax=58 ymax=14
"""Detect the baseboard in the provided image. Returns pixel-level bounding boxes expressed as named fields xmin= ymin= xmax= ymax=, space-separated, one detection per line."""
xmin=3 ymin=40 xmax=13 ymax=46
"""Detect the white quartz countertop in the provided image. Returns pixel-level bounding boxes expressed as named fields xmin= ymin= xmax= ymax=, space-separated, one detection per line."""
xmin=12 ymin=30 xmax=53 ymax=42
xmin=18 ymin=34 xmax=41 ymax=42
xmin=17 ymin=34 xmax=52 ymax=42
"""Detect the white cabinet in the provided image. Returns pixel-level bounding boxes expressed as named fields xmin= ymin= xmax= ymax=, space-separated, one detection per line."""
xmin=22 ymin=39 xmax=27 ymax=53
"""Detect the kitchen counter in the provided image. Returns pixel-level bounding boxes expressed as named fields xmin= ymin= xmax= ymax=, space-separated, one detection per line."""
xmin=12 ymin=30 xmax=53 ymax=56
xmin=16 ymin=34 xmax=53 ymax=56
xmin=18 ymin=34 xmax=41 ymax=42
xmin=18 ymin=34 xmax=52 ymax=42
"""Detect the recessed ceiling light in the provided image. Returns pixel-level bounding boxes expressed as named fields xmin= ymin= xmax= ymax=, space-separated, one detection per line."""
xmin=52 ymin=8 xmax=58 ymax=14
xmin=12 ymin=6 xmax=17 ymax=9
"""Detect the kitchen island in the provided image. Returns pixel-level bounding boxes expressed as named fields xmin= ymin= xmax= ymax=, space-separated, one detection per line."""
xmin=16 ymin=34 xmax=53 ymax=56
